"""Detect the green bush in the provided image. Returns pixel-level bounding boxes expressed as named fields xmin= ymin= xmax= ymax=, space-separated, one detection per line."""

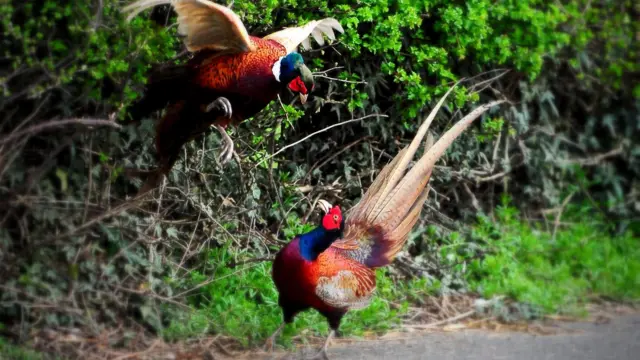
xmin=466 ymin=198 xmax=640 ymax=314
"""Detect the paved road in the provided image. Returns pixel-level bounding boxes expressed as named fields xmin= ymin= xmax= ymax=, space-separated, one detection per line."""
xmin=266 ymin=313 xmax=640 ymax=360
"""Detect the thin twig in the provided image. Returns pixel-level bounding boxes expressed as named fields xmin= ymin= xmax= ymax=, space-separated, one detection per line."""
xmin=227 ymin=257 xmax=274 ymax=268
xmin=253 ymin=114 xmax=386 ymax=169
xmin=304 ymin=137 xmax=369 ymax=180
xmin=557 ymin=146 xmax=624 ymax=167
xmin=52 ymin=192 xmax=151 ymax=241
xmin=403 ymin=310 xmax=476 ymax=329
xmin=313 ymin=74 xmax=367 ymax=85
xmin=552 ymin=191 xmax=576 ymax=241
xmin=0 ymin=118 xmax=121 ymax=145
xmin=476 ymin=170 xmax=511 ymax=183
xmin=463 ymin=183 xmax=481 ymax=212
xmin=468 ymin=69 xmax=512 ymax=94
xmin=312 ymin=66 xmax=344 ymax=75
xmin=276 ymin=94 xmax=294 ymax=130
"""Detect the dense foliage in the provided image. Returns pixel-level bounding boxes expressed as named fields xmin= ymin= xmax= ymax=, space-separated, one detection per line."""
xmin=1 ymin=0 xmax=638 ymax=357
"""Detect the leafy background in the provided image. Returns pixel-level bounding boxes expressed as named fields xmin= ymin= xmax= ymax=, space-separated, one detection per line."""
xmin=0 ymin=0 xmax=638 ymax=358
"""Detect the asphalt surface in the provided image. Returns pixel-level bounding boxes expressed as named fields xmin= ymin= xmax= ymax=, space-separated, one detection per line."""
xmin=269 ymin=313 xmax=640 ymax=360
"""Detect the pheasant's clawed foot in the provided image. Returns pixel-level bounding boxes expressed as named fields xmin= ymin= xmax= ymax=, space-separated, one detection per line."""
xmin=213 ymin=124 xmax=235 ymax=165
xmin=205 ymin=97 xmax=233 ymax=119
xmin=307 ymin=330 xmax=335 ymax=360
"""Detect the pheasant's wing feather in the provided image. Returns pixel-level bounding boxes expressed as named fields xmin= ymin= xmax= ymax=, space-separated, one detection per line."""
xmin=123 ymin=0 xmax=256 ymax=53
xmin=263 ymin=18 xmax=344 ymax=54
xmin=315 ymin=253 xmax=376 ymax=310
xmin=333 ymin=85 xmax=506 ymax=268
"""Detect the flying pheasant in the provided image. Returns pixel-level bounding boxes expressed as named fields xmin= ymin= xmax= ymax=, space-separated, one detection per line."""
xmin=122 ymin=0 xmax=343 ymax=193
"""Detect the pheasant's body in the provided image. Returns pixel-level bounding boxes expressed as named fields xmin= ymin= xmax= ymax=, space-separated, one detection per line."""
xmin=144 ymin=37 xmax=288 ymax=125
xmin=122 ymin=0 xmax=343 ymax=192
xmin=273 ymin=237 xmax=375 ymax=318
xmin=268 ymin=88 xmax=505 ymax=358
xmin=134 ymin=37 xmax=289 ymax=178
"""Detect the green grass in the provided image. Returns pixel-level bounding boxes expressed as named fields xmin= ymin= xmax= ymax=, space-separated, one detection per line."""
xmin=466 ymin=200 xmax=640 ymax=315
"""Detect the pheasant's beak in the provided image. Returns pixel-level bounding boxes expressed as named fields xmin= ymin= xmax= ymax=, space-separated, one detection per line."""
xmin=317 ymin=199 xmax=333 ymax=214
xmin=299 ymin=93 xmax=308 ymax=104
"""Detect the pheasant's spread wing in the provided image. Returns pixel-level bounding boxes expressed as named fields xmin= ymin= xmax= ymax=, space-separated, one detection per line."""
xmin=331 ymin=87 xmax=506 ymax=268
xmin=123 ymin=0 xmax=256 ymax=53
xmin=314 ymin=251 xmax=376 ymax=310
xmin=263 ymin=18 xmax=344 ymax=54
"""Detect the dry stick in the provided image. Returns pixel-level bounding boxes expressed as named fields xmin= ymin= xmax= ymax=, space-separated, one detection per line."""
xmin=468 ymin=69 xmax=512 ymax=95
xmin=459 ymin=68 xmax=510 ymax=86
xmin=303 ymin=195 xmax=323 ymax=223
xmin=312 ymin=66 xmax=344 ymax=75
xmin=112 ymin=339 xmax=162 ymax=360
xmin=172 ymin=262 xmax=268 ymax=300
xmin=558 ymin=145 xmax=624 ymax=167
xmin=253 ymin=113 xmax=387 ymax=170
xmin=552 ymin=191 xmax=576 ymax=242
xmin=0 ymin=118 xmax=121 ymax=145
xmin=115 ymin=286 xmax=189 ymax=310
xmin=269 ymin=117 xmax=287 ymax=221
xmin=403 ymin=310 xmax=476 ymax=329
xmin=490 ymin=130 xmax=502 ymax=172
xmin=228 ymin=257 xmax=274 ymax=268
xmin=502 ymin=132 xmax=511 ymax=195
xmin=8 ymin=92 xmax=50 ymax=135
xmin=463 ymin=183 xmax=481 ymax=212
xmin=476 ymin=170 xmax=511 ymax=183
xmin=304 ymin=137 xmax=369 ymax=181
xmin=313 ymin=74 xmax=367 ymax=85
xmin=277 ymin=94 xmax=294 ymax=129
xmin=52 ymin=191 xmax=151 ymax=241
xmin=178 ymin=210 xmax=201 ymax=271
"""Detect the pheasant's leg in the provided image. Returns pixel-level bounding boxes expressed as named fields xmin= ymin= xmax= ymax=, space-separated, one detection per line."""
xmin=205 ymin=97 xmax=233 ymax=119
xmin=308 ymin=330 xmax=335 ymax=360
xmin=213 ymin=124 xmax=234 ymax=164
xmin=205 ymin=97 xmax=234 ymax=164
xmin=263 ymin=322 xmax=285 ymax=352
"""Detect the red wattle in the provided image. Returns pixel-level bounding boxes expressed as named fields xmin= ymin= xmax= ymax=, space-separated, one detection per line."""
xmin=288 ymin=77 xmax=308 ymax=94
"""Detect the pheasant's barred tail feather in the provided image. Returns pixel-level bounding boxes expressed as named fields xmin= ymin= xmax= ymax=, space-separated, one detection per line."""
xmin=336 ymin=84 xmax=506 ymax=268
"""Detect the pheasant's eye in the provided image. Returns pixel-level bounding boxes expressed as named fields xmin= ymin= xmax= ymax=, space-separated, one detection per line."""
xmin=333 ymin=215 xmax=339 ymax=222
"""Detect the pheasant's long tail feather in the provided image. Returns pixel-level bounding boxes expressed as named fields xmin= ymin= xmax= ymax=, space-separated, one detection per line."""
xmin=337 ymin=84 xmax=506 ymax=267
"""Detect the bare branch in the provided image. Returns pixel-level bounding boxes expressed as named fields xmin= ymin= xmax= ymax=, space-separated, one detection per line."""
xmin=0 ymin=118 xmax=121 ymax=145
xmin=253 ymin=113 xmax=387 ymax=169
xmin=557 ymin=146 xmax=624 ymax=167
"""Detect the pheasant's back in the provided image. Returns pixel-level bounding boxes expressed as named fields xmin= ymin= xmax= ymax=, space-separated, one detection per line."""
xmin=190 ymin=37 xmax=287 ymax=102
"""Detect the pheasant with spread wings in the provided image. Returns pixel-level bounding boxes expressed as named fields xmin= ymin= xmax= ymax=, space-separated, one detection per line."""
xmin=122 ymin=0 xmax=343 ymax=192
xmin=269 ymin=87 xmax=504 ymax=359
